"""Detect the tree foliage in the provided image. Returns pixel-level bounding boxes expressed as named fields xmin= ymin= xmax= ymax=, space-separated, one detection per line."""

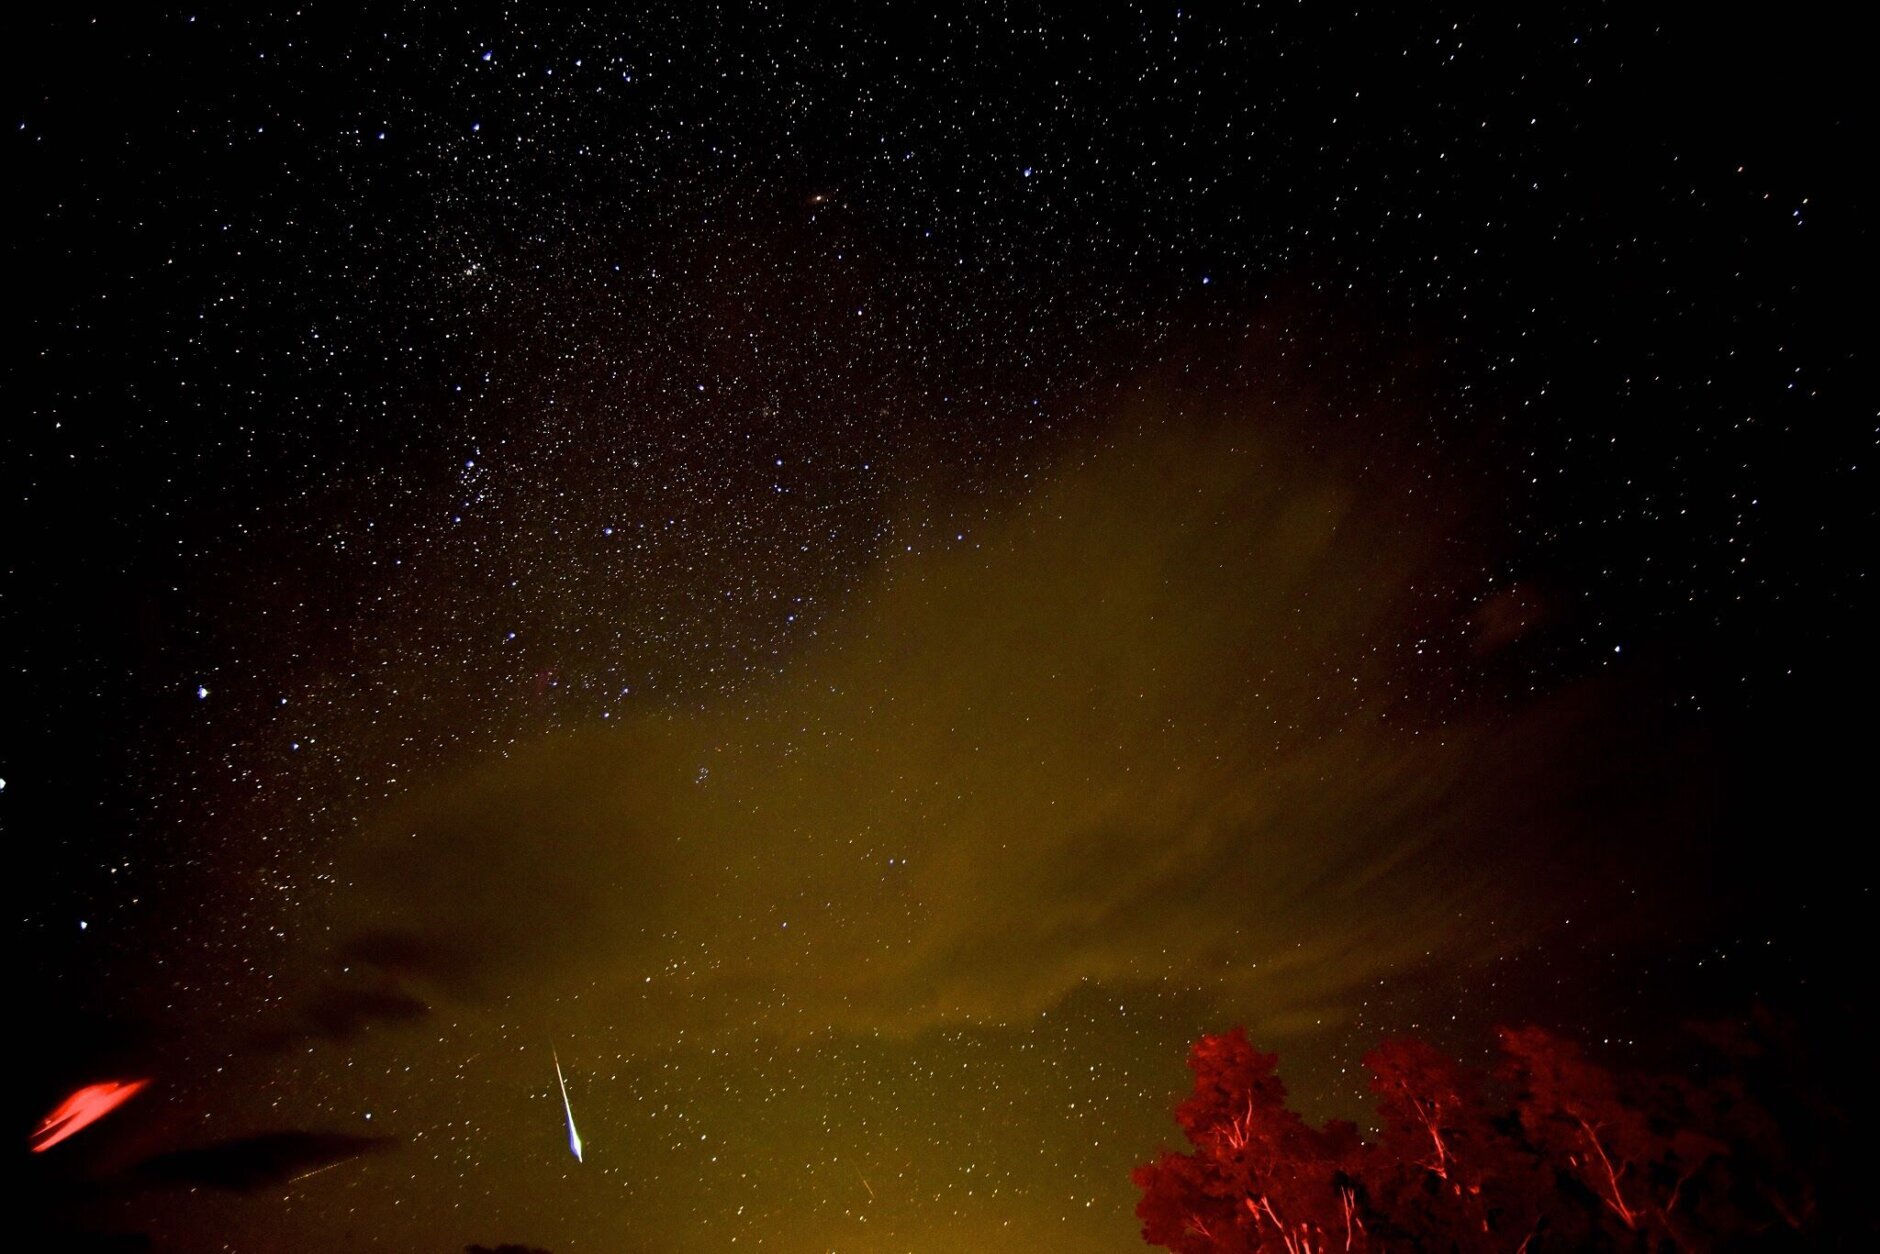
xmin=1134 ymin=1014 xmax=1851 ymax=1251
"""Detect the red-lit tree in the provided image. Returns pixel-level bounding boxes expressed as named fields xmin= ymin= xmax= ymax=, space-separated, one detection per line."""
xmin=1497 ymin=1025 xmax=1725 ymax=1247
xmin=1134 ymin=1018 xmax=1843 ymax=1252
xmin=1133 ymin=1027 xmax=1365 ymax=1253
xmin=1358 ymin=1037 xmax=1543 ymax=1250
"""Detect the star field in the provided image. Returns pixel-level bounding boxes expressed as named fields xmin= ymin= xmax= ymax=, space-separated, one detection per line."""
xmin=6 ymin=4 xmax=1869 ymax=1250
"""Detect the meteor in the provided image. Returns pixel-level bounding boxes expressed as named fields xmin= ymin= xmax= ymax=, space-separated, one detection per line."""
xmin=553 ymin=1049 xmax=583 ymax=1163
xmin=286 ymin=1159 xmax=350 ymax=1186
xmin=31 ymin=1079 xmax=150 ymax=1152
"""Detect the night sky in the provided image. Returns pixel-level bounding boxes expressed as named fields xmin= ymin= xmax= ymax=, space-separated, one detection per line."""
xmin=6 ymin=4 xmax=1870 ymax=1250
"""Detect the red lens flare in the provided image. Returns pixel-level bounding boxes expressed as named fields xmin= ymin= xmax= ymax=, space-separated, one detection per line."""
xmin=30 ymin=1079 xmax=151 ymax=1152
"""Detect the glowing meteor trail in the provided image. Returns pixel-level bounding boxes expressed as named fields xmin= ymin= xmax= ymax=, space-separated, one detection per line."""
xmin=31 ymin=1079 xmax=150 ymax=1152
xmin=553 ymin=1049 xmax=583 ymax=1163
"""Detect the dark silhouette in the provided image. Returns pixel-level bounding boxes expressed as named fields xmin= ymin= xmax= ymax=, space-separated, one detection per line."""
xmin=131 ymin=1131 xmax=397 ymax=1193
xmin=1134 ymin=1014 xmax=1854 ymax=1250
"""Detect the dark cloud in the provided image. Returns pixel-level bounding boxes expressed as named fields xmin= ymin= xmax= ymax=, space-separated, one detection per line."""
xmin=130 ymin=1132 xmax=397 ymax=1193
xmin=247 ymin=975 xmax=431 ymax=1053
xmin=300 ymin=983 xmax=430 ymax=1041
xmin=329 ymin=405 xmax=1712 ymax=1047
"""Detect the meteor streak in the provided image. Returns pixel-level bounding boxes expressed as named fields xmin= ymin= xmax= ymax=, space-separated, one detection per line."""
xmin=553 ymin=1049 xmax=583 ymax=1163
xmin=286 ymin=1159 xmax=350 ymax=1186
